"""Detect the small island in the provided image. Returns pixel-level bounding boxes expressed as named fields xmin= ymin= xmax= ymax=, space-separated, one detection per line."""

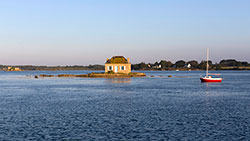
xmin=37 ymin=72 xmax=146 ymax=78
xmin=35 ymin=56 xmax=146 ymax=78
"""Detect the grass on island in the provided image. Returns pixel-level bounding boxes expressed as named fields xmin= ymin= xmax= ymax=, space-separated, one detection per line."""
xmin=37 ymin=72 xmax=146 ymax=78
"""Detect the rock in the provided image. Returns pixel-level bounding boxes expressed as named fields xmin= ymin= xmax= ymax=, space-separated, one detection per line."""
xmin=39 ymin=74 xmax=54 ymax=77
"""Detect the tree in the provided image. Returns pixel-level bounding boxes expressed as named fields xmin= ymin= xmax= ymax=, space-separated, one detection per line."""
xmin=215 ymin=63 xmax=221 ymax=70
xmin=154 ymin=62 xmax=159 ymax=66
xmin=160 ymin=60 xmax=173 ymax=69
xmin=139 ymin=62 xmax=147 ymax=69
xmin=132 ymin=62 xmax=148 ymax=70
xmin=186 ymin=60 xmax=199 ymax=69
xmin=241 ymin=62 xmax=248 ymax=66
xmin=159 ymin=60 xmax=167 ymax=69
xmin=219 ymin=59 xmax=238 ymax=67
xmin=175 ymin=60 xmax=185 ymax=68
xmin=199 ymin=60 xmax=213 ymax=70
xmin=166 ymin=61 xmax=173 ymax=68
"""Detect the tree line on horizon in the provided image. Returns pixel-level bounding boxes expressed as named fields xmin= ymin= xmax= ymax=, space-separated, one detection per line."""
xmin=132 ymin=59 xmax=250 ymax=70
xmin=0 ymin=59 xmax=249 ymax=71
xmin=0 ymin=65 xmax=105 ymax=71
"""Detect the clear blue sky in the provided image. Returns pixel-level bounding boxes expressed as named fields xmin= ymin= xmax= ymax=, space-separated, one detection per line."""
xmin=0 ymin=0 xmax=250 ymax=65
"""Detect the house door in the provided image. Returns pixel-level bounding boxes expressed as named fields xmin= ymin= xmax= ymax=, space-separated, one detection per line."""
xmin=114 ymin=66 xmax=118 ymax=73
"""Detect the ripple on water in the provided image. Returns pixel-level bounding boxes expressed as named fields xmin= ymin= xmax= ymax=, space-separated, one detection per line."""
xmin=0 ymin=70 xmax=250 ymax=140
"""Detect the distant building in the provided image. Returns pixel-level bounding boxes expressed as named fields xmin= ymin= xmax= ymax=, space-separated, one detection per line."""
xmin=152 ymin=64 xmax=161 ymax=69
xmin=7 ymin=67 xmax=21 ymax=71
xmin=105 ymin=56 xmax=131 ymax=74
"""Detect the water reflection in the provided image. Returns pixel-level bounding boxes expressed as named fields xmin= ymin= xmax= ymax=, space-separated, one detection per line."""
xmin=105 ymin=78 xmax=131 ymax=84
xmin=203 ymin=82 xmax=222 ymax=97
xmin=205 ymin=83 xmax=210 ymax=94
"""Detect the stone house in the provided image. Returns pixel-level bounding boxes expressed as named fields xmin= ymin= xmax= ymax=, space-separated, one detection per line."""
xmin=105 ymin=56 xmax=131 ymax=74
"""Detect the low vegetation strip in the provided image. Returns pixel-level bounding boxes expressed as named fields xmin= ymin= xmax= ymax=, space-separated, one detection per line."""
xmin=37 ymin=72 xmax=146 ymax=78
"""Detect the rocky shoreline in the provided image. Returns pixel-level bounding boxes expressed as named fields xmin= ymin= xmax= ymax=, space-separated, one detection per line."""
xmin=35 ymin=72 xmax=146 ymax=78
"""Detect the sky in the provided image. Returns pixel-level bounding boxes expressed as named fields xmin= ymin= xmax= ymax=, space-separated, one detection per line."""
xmin=0 ymin=0 xmax=250 ymax=65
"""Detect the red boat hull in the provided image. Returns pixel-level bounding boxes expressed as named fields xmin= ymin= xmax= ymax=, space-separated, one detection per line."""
xmin=200 ymin=78 xmax=222 ymax=82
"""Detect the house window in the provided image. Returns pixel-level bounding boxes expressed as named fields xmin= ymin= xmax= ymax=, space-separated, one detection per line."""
xmin=108 ymin=66 xmax=113 ymax=71
xmin=120 ymin=66 xmax=126 ymax=70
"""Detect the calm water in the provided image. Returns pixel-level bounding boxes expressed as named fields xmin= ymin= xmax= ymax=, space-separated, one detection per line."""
xmin=0 ymin=70 xmax=250 ymax=140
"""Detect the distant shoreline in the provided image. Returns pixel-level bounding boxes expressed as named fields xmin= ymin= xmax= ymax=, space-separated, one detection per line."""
xmin=0 ymin=65 xmax=104 ymax=71
xmin=1 ymin=59 xmax=250 ymax=71
xmin=0 ymin=68 xmax=249 ymax=72
xmin=1 ymin=66 xmax=250 ymax=71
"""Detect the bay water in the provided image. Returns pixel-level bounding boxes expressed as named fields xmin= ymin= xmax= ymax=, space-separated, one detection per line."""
xmin=0 ymin=70 xmax=250 ymax=140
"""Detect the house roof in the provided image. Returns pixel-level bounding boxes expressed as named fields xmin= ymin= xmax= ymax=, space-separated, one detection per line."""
xmin=106 ymin=56 xmax=129 ymax=64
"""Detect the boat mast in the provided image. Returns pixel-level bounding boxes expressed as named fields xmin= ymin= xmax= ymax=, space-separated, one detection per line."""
xmin=206 ymin=48 xmax=209 ymax=77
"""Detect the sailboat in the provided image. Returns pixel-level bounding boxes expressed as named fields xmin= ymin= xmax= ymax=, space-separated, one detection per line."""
xmin=200 ymin=48 xmax=222 ymax=82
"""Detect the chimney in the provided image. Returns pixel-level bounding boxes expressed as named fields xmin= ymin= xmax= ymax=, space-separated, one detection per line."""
xmin=127 ymin=57 xmax=130 ymax=63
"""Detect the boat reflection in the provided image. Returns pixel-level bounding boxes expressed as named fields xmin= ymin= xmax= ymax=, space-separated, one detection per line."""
xmin=105 ymin=78 xmax=131 ymax=84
